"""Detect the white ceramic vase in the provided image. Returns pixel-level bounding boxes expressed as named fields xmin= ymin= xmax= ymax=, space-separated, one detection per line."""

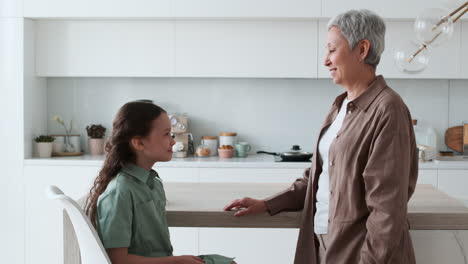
xmin=88 ymin=138 xmax=105 ymax=155
xmin=36 ymin=142 xmax=53 ymax=158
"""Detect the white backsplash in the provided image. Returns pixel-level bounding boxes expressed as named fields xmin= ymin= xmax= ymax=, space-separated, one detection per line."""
xmin=46 ymin=78 xmax=468 ymax=153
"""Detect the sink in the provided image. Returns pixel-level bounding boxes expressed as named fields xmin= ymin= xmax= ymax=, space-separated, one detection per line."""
xmin=434 ymin=156 xmax=468 ymax=163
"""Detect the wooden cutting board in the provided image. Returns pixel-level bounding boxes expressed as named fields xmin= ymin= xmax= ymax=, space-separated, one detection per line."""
xmin=445 ymin=126 xmax=463 ymax=153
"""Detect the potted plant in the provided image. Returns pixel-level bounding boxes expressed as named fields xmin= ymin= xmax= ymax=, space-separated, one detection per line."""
xmin=86 ymin=124 xmax=106 ymax=155
xmin=35 ymin=135 xmax=55 ymax=158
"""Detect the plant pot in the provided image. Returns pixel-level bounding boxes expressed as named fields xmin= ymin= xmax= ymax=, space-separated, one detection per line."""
xmin=88 ymin=138 xmax=105 ymax=155
xmin=36 ymin=142 xmax=53 ymax=158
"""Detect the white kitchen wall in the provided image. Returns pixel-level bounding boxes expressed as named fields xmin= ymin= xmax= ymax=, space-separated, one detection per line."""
xmin=45 ymin=77 xmax=467 ymax=154
xmin=449 ymin=80 xmax=468 ymax=127
xmin=0 ymin=16 xmax=25 ymax=264
xmin=24 ymin=19 xmax=47 ymax=159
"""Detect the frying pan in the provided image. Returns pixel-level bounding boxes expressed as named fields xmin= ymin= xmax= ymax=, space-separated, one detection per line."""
xmin=257 ymin=145 xmax=313 ymax=162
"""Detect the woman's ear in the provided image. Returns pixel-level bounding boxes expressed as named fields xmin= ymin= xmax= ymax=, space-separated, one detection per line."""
xmin=130 ymin=136 xmax=145 ymax=151
xmin=358 ymin=39 xmax=371 ymax=62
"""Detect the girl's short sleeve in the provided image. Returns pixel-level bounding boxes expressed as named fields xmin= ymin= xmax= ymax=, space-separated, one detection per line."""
xmin=97 ymin=189 xmax=133 ymax=249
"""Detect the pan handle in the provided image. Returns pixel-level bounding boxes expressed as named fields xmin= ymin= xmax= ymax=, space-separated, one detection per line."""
xmin=257 ymin=151 xmax=279 ymax=156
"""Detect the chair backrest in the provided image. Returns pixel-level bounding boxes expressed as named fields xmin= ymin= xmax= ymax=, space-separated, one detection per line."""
xmin=46 ymin=185 xmax=111 ymax=264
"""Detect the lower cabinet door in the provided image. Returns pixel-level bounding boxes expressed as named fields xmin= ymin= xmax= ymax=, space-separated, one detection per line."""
xmin=437 ymin=170 xmax=468 ymax=201
xmin=417 ymin=169 xmax=438 ymax=187
xmin=199 ymin=228 xmax=299 ymax=264
xmin=199 ymin=168 xmax=306 ymax=183
xmin=169 ymin=227 xmax=199 ymax=256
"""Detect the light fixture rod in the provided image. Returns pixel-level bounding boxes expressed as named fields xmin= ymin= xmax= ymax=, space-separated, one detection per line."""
xmin=410 ymin=2 xmax=467 ymax=63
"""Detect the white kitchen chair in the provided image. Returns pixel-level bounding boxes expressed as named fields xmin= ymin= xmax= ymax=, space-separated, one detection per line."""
xmin=46 ymin=185 xmax=111 ymax=264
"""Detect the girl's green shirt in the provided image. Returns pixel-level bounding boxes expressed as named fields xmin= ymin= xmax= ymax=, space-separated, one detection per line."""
xmin=97 ymin=163 xmax=234 ymax=264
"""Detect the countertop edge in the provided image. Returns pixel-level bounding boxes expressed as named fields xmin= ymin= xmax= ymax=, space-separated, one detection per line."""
xmin=166 ymin=211 xmax=468 ymax=230
xmin=23 ymin=155 xmax=468 ymax=169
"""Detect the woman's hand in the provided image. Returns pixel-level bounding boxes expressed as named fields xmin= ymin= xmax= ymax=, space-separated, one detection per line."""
xmin=223 ymin=197 xmax=267 ymax=217
xmin=174 ymin=255 xmax=205 ymax=264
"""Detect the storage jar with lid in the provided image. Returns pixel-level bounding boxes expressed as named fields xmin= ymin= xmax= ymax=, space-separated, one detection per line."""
xmin=219 ymin=132 xmax=237 ymax=148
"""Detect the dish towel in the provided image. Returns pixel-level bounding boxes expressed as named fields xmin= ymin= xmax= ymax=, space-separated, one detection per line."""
xmin=198 ymin=254 xmax=235 ymax=264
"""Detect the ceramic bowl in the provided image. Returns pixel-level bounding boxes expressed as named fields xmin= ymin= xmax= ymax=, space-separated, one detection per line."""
xmin=218 ymin=148 xmax=234 ymax=159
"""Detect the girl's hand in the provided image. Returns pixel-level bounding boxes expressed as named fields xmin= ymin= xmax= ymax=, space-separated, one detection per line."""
xmin=223 ymin=197 xmax=267 ymax=217
xmin=175 ymin=255 xmax=205 ymax=264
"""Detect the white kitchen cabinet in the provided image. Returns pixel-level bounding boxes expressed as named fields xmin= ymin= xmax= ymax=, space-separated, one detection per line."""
xmin=199 ymin=228 xmax=299 ymax=264
xmin=0 ymin=0 xmax=22 ymax=17
xmin=23 ymin=0 xmax=173 ymax=18
xmin=169 ymin=227 xmax=199 ymax=256
xmin=24 ymin=165 xmax=100 ymax=264
xmin=461 ymin=22 xmax=468 ymax=78
xmin=175 ymin=0 xmax=320 ymax=18
xmin=321 ymin=0 xmax=453 ymax=19
xmin=437 ymin=170 xmax=468 ymax=200
xmin=35 ymin=20 xmax=175 ymax=77
xmin=199 ymin=168 xmax=305 ymax=183
xmin=155 ymin=167 xmax=200 ymax=182
xmin=418 ymin=169 xmax=438 ymax=187
xmin=410 ymin=230 xmax=468 ymax=264
xmin=175 ymin=20 xmax=318 ymax=78
xmin=318 ymin=21 xmax=462 ymax=79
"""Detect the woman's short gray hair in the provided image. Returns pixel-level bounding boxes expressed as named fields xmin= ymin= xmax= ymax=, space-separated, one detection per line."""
xmin=328 ymin=9 xmax=386 ymax=67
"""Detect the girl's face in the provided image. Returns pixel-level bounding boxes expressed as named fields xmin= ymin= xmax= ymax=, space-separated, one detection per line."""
xmin=138 ymin=113 xmax=176 ymax=163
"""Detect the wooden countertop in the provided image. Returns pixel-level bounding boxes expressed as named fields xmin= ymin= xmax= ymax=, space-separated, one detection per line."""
xmin=165 ymin=183 xmax=468 ymax=230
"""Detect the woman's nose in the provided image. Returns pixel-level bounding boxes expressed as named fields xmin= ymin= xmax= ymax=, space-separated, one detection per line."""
xmin=323 ymin=53 xmax=330 ymax=67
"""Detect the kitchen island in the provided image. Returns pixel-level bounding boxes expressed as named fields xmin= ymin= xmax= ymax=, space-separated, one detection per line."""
xmin=64 ymin=183 xmax=468 ymax=264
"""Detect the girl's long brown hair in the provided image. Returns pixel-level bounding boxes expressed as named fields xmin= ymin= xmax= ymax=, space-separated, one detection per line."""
xmin=85 ymin=101 xmax=166 ymax=227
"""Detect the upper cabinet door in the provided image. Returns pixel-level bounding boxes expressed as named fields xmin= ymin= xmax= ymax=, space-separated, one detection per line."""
xmin=175 ymin=21 xmax=318 ymax=78
xmin=0 ymin=0 xmax=23 ymax=17
xmin=322 ymin=0 xmax=458 ymax=19
xmin=24 ymin=0 xmax=173 ymax=18
xmin=317 ymin=21 xmax=462 ymax=79
xmin=36 ymin=20 xmax=175 ymax=77
xmin=175 ymin=0 xmax=320 ymax=18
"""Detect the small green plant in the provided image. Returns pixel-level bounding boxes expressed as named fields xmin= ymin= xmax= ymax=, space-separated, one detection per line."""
xmin=86 ymin=124 xmax=106 ymax=139
xmin=35 ymin=135 xmax=55 ymax=143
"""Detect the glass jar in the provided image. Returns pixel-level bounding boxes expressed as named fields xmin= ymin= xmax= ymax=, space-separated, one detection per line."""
xmin=412 ymin=120 xmax=425 ymax=145
xmin=201 ymin=136 xmax=218 ymax=156
xmin=195 ymin=143 xmax=211 ymax=157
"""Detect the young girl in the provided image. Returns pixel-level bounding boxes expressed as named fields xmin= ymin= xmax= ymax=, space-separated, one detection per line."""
xmin=85 ymin=101 xmax=236 ymax=264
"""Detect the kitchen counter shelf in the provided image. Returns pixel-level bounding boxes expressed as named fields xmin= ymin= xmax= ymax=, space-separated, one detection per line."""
xmin=24 ymin=154 xmax=468 ymax=170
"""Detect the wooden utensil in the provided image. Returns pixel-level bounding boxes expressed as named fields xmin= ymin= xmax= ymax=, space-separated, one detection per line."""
xmin=445 ymin=126 xmax=463 ymax=153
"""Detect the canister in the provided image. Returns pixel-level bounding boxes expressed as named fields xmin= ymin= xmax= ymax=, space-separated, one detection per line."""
xmin=218 ymin=132 xmax=237 ymax=148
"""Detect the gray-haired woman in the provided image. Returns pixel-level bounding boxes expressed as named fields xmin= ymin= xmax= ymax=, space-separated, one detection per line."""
xmin=224 ymin=9 xmax=418 ymax=264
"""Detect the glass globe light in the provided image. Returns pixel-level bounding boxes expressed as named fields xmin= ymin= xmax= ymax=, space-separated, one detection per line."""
xmin=414 ymin=8 xmax=454 ymax=47
xmin=393 ymin=41 xmax=430 ymax=73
